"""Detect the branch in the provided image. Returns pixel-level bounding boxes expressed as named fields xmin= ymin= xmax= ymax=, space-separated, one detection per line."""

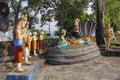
xmin=15 ymin=0 xmax=22 ymax=24
xmin=11 ymin=0 xmax=16 ymax=12
xmin=33 ymin=6 xmax=41 ymax=18
xmin=54 ymin=1 xmax=64 ymax=18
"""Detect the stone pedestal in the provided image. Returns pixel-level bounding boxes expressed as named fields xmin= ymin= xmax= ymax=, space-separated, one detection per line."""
xmin=45 ymin=43 xmax=100 ymax=65
xmin=5 ymin=61 xmax=40 ymax=80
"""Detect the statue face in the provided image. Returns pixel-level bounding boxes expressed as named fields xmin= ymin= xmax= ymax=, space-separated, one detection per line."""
xmin=29 ymin=32 xmax=32 ymax=36
xmin=21 ymin=20 xmax=27 ymax=28
xmin=33 ymin=32 xmax=37 ymax=36
xmin=40 ymin=31 xmax=44 ymax=35
xmin=20 ymin=14 xmax=27 ymax=28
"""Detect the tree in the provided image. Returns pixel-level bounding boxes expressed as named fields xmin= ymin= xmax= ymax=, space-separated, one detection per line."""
xmin=7 ymin=0 xmax=43 ymax=29
xmin=96 ymin=0 xmax=105 ymax=45
xmin=43 ymin=0 xmax=91 ymax=34
xmin=7 ymin=0 xmax=93 ymax=31
xmin=104 ymin=0 xmax=120 ymax=32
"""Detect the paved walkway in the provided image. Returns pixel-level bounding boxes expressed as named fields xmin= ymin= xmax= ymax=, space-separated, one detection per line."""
xmin=33 ymin=55 xmax=120 ymax=80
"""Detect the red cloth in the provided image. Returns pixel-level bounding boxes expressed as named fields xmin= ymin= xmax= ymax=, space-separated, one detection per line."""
xmin=32 ymin=40 xmax=37 ymax=50
xmin=14 ymin=46 xmax=23 ymax=63
xmin=39 ymin=40 xmax=43 ymax=49
xmin=73 ymin=27 xmax=79 ymax=32
xmin=27 ymin=41 xmax=31 ymax=52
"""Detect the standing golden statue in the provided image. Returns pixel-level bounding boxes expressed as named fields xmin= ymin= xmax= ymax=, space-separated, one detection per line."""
xmin=23 ymin=22 xmax=31 ymax=65
xmin=72 ymin=18 xmax=80 ymax=38
xmin=32 ymin=32 xmax=38 ymax=56
xmin=38 ymin=31 xmax=44 ymax=54
xmin=27 ymin=30 xmax=32 ymax=57
xmin=13 ymin=14 xmax=27 ymax=72
xmin=104 ymin=23 xmax=112 ymax=50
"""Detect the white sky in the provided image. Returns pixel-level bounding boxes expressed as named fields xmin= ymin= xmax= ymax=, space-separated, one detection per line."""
xmin=86 ymin=2 xmax=93 ymax=15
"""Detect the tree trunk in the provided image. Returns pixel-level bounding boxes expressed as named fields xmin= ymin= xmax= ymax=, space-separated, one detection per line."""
xmin=14 ymin=0 xmax=22 ymax=24
xmin=96 ymin=0 xmax=105 ymax=45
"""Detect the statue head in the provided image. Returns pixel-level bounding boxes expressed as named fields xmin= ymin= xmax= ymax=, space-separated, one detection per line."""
xmin=40 ymin=31 xmax=44 ymax=36
xmin=106 ymin=23 xmax=111 ymax=31
xmin=62 ymin=28 xmax=66 ymax=36
xmin=75 ymin=18 xmax=80 ymax=26
xmin=28 ymin=30 xmax=32 ymax=36
xmin=76 ymin=18 xmax=80 ymax=22
xmin=21 ymin=14 xmax=27 ymax=21
xmin=33 ymin=32 xmax=37 ymax=36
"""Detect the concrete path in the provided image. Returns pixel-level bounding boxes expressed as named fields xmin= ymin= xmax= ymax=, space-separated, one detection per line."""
xmin=33 ymin=55 xmax=120 ymax=80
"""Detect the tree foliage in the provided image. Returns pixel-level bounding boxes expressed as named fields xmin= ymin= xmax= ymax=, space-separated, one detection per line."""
xmin=7 ymin=0 xmax=92 ymax=29
xmin=104 ymin=0 xmax=120 ymax=31
xmin=4 ymin=0 xmax=120 ymax=40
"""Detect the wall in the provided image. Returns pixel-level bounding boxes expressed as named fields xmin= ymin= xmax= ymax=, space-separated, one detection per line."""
xmin=0 ymin=39 xmax=59 ymax=62
xmin=0 ymin=41 xmax=14 ymax=62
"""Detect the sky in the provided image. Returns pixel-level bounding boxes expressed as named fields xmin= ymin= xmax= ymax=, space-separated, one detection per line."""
xmin=35 ymin=15 xmax=58 ymax=37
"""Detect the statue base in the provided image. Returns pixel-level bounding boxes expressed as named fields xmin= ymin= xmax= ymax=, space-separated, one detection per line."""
xmin=45 ymin=43 xmax=100 ymax=65
xmin=5 ymin=61 xmax=40 ymax=80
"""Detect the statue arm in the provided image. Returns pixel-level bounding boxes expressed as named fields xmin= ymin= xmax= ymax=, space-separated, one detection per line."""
xmin=61 ymin=36 xmax=70 ymax=45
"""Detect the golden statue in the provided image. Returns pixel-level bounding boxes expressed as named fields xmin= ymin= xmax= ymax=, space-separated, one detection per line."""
xmin=13 ymin=14 xmax=27 ymax=72
xmin=27 ymin=30 xmax=32 ymax=57
xmin=32 ymin=32 xmax=38 ymax=56
xmin=104 ymin=23 xmax=112 ymax=50
xmin=38 ymin=31 xmax=44 ymax=54
xmin=58 ymin=28 xmax=70 ymax=47
xmin=72 ymin=18 xmax=80 ymax=38
xmin=23 ymin=23 xmax=31 ymax=65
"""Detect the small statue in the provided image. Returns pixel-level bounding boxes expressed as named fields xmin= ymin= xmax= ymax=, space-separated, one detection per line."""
xmin=104 ymin=23 xmax=112 ymax=50
xmin=58 ymin=29 xmax=70 ymax=47
xmin=38 ymin=31 xmax=44 ymax=54
xmin=75 ymin=18 xmax=80 ymax=27
xmin=32 ymin=32 xmax=38 ymax=56
xmin=13 ymin=14 xmax=27 ymax=72
xmin=27 ymin=30 xmax=32 ymax=57
xmin=23 ymin=23 xmax=31 ymax=65
xmin=72 ymin=18 xmax=80 ymax=38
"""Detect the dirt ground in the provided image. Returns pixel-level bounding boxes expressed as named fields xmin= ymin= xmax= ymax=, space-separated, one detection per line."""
xmin=1 ymin=52 xmax=120 ymax=80
xmin=33 ymin=54 xmax=120 ymax=80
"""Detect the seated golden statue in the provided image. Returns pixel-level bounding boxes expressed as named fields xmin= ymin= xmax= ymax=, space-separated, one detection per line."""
xmin=58 ymin=29 xmax=70 ymax=47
